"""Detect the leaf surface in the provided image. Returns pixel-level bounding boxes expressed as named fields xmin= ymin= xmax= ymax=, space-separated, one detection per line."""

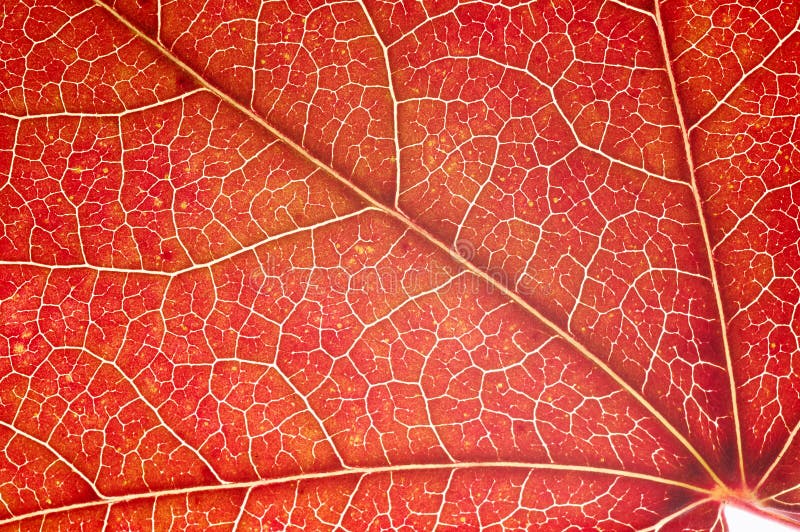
xmin=1 ymin=0 xmax=799 ymax=529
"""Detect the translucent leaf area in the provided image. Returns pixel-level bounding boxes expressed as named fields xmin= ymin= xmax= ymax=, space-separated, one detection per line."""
xmin=1 ymin=0 xmax=799 ymax=529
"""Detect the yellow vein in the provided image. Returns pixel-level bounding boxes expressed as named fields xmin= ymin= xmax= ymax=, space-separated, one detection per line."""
xmin=756 ymin=422 xmax=800 ymax=492
xmin=638 ymin=498 xmax=713 ymax=532
xmin=653 ymin=2 xmax=744 ymax=485
xmin=760 ymin=483 xmax=800 ymax=503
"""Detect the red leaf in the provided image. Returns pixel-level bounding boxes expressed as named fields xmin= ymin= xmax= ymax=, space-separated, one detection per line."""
xmin=1 ymin=0 xmax=799 ymax=529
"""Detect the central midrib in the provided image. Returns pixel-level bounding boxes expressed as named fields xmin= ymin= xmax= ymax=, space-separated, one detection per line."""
xmin=91 ymin=0 xmax=724 ymax=490
xmin=0 ymin=461 xmax=712 ymax=526
xmin=652 ymin=1 xmax=743 ymax=485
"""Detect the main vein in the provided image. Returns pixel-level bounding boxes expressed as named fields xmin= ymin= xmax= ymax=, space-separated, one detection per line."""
xmin=0 ymin=462 xmax=712 ymax=525
xmin=652 ymin=2 xmax=744 ymax=484
xmin=92 ymin=0 xmax=724 ymax=489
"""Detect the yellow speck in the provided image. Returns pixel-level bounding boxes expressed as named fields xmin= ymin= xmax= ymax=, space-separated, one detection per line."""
xmin=180 ymin=201 xmax=188 ymax=209
xmin=527 ymin=200 xmax=534 ymax=207
xmin=336 ymin=322 xmax=343 ymax=329
xmin=102 ymin=167 xmax=109 ymax=174
xmin=552 ymin=197 xmax=560 ymax=203
xmin=13 ymin=343 xmax=24 ymax=354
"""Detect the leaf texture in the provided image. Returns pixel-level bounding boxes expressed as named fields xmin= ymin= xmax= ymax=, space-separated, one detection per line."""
xmin=0 ymin=0 xmax=799 ymax=529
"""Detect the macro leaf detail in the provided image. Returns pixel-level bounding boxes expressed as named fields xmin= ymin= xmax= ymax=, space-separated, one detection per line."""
xmin=1 ymin=0 xmax=799 ymax=530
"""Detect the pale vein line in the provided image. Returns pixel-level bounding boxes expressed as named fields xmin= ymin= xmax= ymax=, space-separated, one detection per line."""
xmin=249 ymin=2 xmax=267 ymax=110
xmin=607 ymin=0 xmax=656 ymax=21
xmin=0 ymin=421 xmax=103 ymax=499
xmin=155 ymin=0 xmax=162 ymax=44
xmin=333 ymin=473 xmax=364 ymax=529
xmin=654 ymin=2 xmax=743 ymax=485
xmin=688 ymin=16 xmax=800 ymax=132
xmin=0 ymin=462 xmax=712 ymax=526
xmin=453 ymin=137 xmax=501 ymax=246
xmin=638 ymin=498 xmax=712 ymax=531
xmin=74 ymin=347 xmax=225 ymax=484
xmin=756 ymin=421 xmax=800 ymax=492
xmin=431 ymin=469 xmax=454 ymax=530
xmin=762 ymin=482 xmax=800 ymax=503
xmin=713 ymin=181 xmax=797 ymax=254
xmin=354 ymin=0 xmax=403 ymax=211
xmin=0 ymin=208 xmax=377 ymax=276
xmin=0 ymin=89 xmax=207 ymax=120
xmin=231 ymin=486 xmax=252 ymax=531
xmin=270 ymin=363 xmax=347 ymax=467
xmin=100 ymin=504 xmax=111 ymax=532
xmin=92 ymin=0 xmax=725 ymax=489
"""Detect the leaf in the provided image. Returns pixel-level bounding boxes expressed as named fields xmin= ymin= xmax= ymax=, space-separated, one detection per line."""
xmin=0 ymin=0 xmax=798 ymax=529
